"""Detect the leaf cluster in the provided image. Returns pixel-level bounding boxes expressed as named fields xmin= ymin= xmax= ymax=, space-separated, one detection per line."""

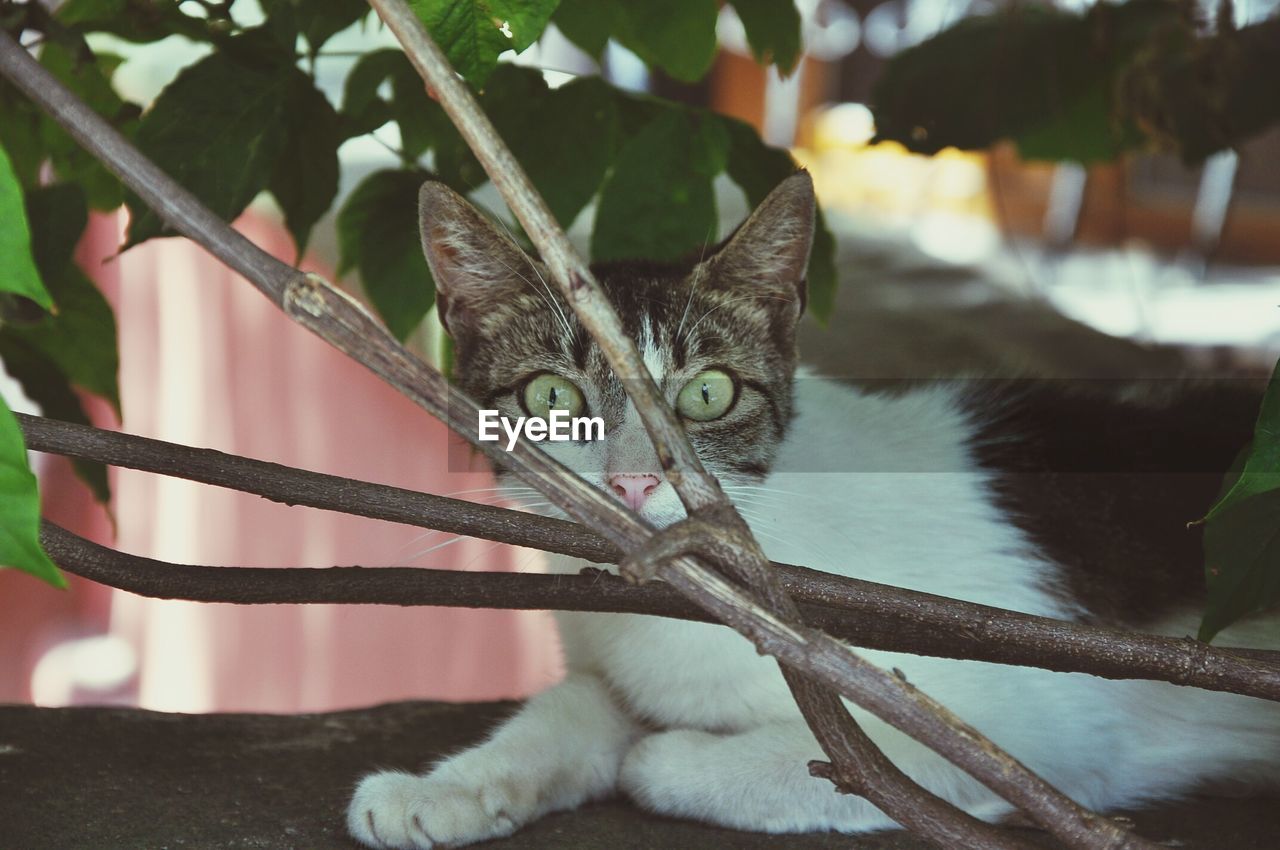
xmin=871 ymin=0 xmax=1280 ymax=164
xmin=1199 ymin=364 xmax=1280 ymax=642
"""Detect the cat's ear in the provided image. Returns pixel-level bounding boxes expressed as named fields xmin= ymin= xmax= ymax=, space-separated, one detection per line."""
xmin=710 ymin=171 xmax=815 ymax=316
xmin=418 ymin=181 xmax=543 ymax=336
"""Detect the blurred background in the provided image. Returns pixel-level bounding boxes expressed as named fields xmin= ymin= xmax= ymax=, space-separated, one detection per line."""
xmin=3 ymin=0 xmax=1277 ymax=713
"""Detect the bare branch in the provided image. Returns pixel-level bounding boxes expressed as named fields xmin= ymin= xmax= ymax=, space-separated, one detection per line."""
xmin=17 ymin=413 xmax=620 ymax=565
xmin=36 ymin=521 xmax=679 ymax=612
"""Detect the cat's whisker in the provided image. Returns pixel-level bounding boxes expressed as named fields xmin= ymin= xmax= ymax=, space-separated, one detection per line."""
xmin=676 ymin=241 xmax=713 ymax=345
xmin=724 ymin=484 xmax=825 ymax=501
xmin=386 ymin=494 xmax=557 ymax=562
xmin=724 ymin=495 xmax=784 ymax=511
xmin=493 ymin=253 xmax=576 ymax=341
xmin=392 ymin=494 xmax=545 ymax=549
xmin=686 ymin=293 xmax=795 ymax=338
xmin=492 ymin=218 xmax=575 ymax=339
xmin=505 ymin=501 xmax=554 ymax=515
xmin=523 ymin=263 xmax=575 ymax=340
xmin=433 ymin=485 xmax=539 ymax=499
xmin=505 ymin=546 xmax=549 ymax=574
xmin=454 ymin=538 xmax=521 ymax=572
xmin=401 ymin=533 xmax=474 ymax=564
xmin=727 ymin=504 xmax=838 ymax=564
xmin=383 ymin=508 xmax=518 ymax=561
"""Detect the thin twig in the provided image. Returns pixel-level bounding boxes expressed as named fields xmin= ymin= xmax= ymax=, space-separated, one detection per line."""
xmin=17 ymin=413 xmax=620 ymax=565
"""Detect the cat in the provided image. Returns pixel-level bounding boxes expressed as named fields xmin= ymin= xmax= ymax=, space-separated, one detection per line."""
xmin=347 ymin=172 xmax=1280 ymax=848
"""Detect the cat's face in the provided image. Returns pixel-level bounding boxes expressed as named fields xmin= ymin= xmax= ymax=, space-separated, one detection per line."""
xmin=419 ymin=175 xmax=815 ymax=528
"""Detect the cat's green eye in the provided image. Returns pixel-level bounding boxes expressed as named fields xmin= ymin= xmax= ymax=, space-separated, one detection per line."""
xmin=676 ymin=369 xmax=736 ymax=422
xmin=522 ymin=373 xmax=586 ymax=420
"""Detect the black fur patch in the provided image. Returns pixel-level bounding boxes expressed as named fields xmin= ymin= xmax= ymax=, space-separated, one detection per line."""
xmin=962 ymin=379 xmax=1262 ymax=626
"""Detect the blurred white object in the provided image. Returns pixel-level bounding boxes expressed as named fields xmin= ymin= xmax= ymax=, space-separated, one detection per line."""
xmin=32 ymin=634 xmax=138 ymax=707
xmin=911 ymin=210 xmax=999 ymax=265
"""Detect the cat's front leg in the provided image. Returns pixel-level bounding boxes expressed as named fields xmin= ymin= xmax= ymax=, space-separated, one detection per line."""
xmin=348 ymin=673 xmax=638 ymax=849
xmin=620 ymin=718 xmax=1009 ymax=834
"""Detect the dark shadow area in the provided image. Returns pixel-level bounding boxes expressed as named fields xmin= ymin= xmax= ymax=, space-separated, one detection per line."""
xmin=1 ymin=701 xmax=1276 ymax=849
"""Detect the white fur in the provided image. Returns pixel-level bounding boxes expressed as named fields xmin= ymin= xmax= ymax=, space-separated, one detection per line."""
xmin=349 ymin=372 xmax=1280 ymax=848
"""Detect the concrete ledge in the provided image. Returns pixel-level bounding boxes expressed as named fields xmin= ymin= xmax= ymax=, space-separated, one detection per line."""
xmin=1 ymin=701 xmax=1274 ymax=849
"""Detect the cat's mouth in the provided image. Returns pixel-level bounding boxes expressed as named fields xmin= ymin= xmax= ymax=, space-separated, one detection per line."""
xmin=499 ymin=475 xmax=689 ymax=531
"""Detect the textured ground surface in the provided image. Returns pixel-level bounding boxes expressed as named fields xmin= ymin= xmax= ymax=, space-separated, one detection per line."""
xmin=2 ymin=700 xmax=1277 ymax=850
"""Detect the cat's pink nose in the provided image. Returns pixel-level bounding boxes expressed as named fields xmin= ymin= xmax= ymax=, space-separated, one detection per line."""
xmin=609 ymin=473 xmax=661 ymax=511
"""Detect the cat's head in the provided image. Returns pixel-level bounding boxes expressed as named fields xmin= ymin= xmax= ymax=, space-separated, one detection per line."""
xmin=419 ymin=174 xmax=815 ymax=527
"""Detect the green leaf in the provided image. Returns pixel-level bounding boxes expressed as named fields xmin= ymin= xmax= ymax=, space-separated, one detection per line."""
xmin=263 ymin=0 xmax=369 ymax=55
xmin=0 ymin=146 xmax=53 ymax=311
xmin=126 ymin=49 xmax=294 ymax=246
xmin=6 ymin=185 xmax=121 ymax=419
xmin=0 ymin=80 xmax=45 ymax=189
xmin=730 ymin=0 xmax=802 ymax=75
xmin=259 ymin=0 xmax=303 ymax=52
xmin=721 ymin=114 xmax=792 ymax=204
xmin=341 ymin=49 xmax=402 ymax=141
xmin=408 ymin=0 xmax=560 ymax=86
xmin=58 ymin=0 xmax=215 ymax=43
xmin=270 ymin=72 xmax=342 ymax=259
xmin=340 ymin=49 xmax=462 ymax=164
xmin=305 ymin=1 xmax=371 ymax=53
xmin=336 ymin=170 xmax=435 ymax=341
xmin=720 ymin=115 xmax=836 ymax=320
xmin=390 ymin=60 xmax=455 ymax=161
xmin=0 ymin=338 xmax=110 ymax=505
xmin=0 ymin=394 xmax=67 ymax=589
xmin=613 ymin=0 xmax=718 ymax=83
xmin=1199 ymin=491 xmax=1280 ymax=642
xmin=6 ymin=266 xmax=120 ymax=417
xmin=1199 ymin=362 xmax=1280 ymax=641
xmin=592 ymin=109 xmax=727 ymax=262
xmin=493 ymin=0 xmax=561 ymax=53
xmin=871 ymin=0 xmax=1182 ymax=163
xmin=39 ymin=44 xmax=138 ymax=211
xmin=520 ymin=76 xmax=618 ymax=227
xmin=1206 ymin=367 xmax=1280 ymax=523
xmin=24 ymin=184 xmax=90 ymax=276
xmin=1120 ymin=16 xmax=1280 ymax=163
xmin=1015 ymin=83 xmax=1131 ymax=164
xmin=484 ymin=67 xmax=619 ymax=228
xmin=807 ymin=207 xmax=837 ymax=324
xmin=552 ymin=0 xmax=613 ymax=58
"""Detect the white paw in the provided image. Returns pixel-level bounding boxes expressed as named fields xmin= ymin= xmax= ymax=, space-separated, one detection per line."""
xmin=346 ymin=770 xmax=522 ymax=849
xmin=618 ymin=730 xmax=707 ymax=812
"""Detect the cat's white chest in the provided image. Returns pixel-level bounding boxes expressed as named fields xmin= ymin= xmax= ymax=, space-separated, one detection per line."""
xmin=554 ymin=607 xmax=796 ymax=731
xmin=544 ymin=376 xmax=1075 ymax=733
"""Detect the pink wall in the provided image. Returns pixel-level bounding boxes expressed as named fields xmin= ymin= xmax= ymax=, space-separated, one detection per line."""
xmin=2 ymin=212 xmax=562 ymax=711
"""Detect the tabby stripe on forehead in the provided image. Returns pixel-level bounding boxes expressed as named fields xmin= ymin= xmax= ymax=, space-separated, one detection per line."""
xmin=672 ymin=336 xmax=688 ymax=370
xmin=570 ymin=325 xmax=591 ymax=370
